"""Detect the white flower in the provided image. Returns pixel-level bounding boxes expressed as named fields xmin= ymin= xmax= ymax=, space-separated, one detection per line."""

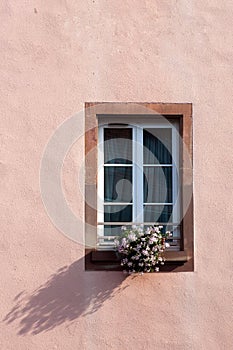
xmin=128 ymin=262 xmax=133 ymax=267
xmin=155 ymin=267 xmax=159 ymax=272
xmin=132 ymin=225 xmax=137 ymax=229
xmin=149 ymin=237 xmax=158 ymax=244
xmin=165 ymin=242 xmax=170 ymax=248
xmin=121 ymin=238 xmax=127 ymax=247
xmin=121 ymin=226 xmax=127 ymax=231
xmin=128 ymin=233 xmax=136 ymax=241
xmin=166 ymin=230 xmax=172 ymax=237
xmin=152 ymin=232 xmax=158 ymax=238
xmin=142 ymin=250 xmax=149 ymax=256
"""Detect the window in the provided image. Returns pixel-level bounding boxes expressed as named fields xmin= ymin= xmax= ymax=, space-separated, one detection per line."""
xmin=85 ymin=103 xmax=193 ymax=272
xmin=97 ymin=117 xmax=180 ymax=250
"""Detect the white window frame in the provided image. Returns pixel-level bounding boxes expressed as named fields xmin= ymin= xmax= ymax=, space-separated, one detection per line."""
xmin=97 ymin=116 xmax=180 ymax=250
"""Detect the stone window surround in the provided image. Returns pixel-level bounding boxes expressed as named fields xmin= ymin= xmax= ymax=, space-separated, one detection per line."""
xmin=85 ymin=102 xmax=193 ymax=272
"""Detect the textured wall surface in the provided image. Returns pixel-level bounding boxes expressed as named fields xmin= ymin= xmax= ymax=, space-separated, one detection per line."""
xmin=1 ymin=1 xmax=233 ymax=349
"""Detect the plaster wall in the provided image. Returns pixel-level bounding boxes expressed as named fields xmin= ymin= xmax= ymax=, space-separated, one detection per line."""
xmin=0 ymin=1 xmax=232 ymax=349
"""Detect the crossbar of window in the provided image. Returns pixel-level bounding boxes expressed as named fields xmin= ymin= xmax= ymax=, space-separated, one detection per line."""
xmin=97 ymin=222 xmax=181 ymax=225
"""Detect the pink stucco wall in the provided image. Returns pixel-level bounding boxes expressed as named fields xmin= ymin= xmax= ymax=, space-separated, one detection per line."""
xmin=1 ymin=1 xmax=233 ymax=349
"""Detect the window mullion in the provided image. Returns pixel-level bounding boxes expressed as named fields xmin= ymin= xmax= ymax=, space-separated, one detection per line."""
xmin=133 ymin=126 xmax=143 ymax=224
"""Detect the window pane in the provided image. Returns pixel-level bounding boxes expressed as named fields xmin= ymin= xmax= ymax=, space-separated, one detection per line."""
xmin=104 ymin=225 xmax=124 ymax=237
xmin=144 ymin=166 xmax=172 ymax=203
xmin=144 ymin=205 xmax=172 ymax=223
xmin=143 ymin=128 xmax=172 ymax=164
xmin=104 ymin=205 xmax=132 ymax=222
xmin=104 ymin=128 xmax=132 ymax=164
xmin=104 ymin=167 xmax=132 ymax=202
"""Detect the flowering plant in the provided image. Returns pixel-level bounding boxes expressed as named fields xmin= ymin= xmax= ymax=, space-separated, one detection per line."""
xmin=114 ymin=225 xmax=171 ymax=274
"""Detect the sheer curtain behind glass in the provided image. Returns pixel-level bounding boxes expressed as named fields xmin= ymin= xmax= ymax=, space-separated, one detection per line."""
xmin=143 ymin=128 xmax=173 ymax=223
xmin=104 ymin=128 xmax=132 ymax=236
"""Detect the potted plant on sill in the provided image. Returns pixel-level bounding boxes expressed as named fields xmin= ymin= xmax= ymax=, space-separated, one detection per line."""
xmin=114 ymin=225 xmax=171 ymax=274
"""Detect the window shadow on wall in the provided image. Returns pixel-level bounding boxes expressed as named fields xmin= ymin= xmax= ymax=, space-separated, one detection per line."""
xmin=3 ymin=257 xmax=128 ymax=335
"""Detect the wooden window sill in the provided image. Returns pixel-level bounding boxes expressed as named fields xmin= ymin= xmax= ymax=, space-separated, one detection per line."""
xmin=85 ymin=249 xmax=192 ymax=272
